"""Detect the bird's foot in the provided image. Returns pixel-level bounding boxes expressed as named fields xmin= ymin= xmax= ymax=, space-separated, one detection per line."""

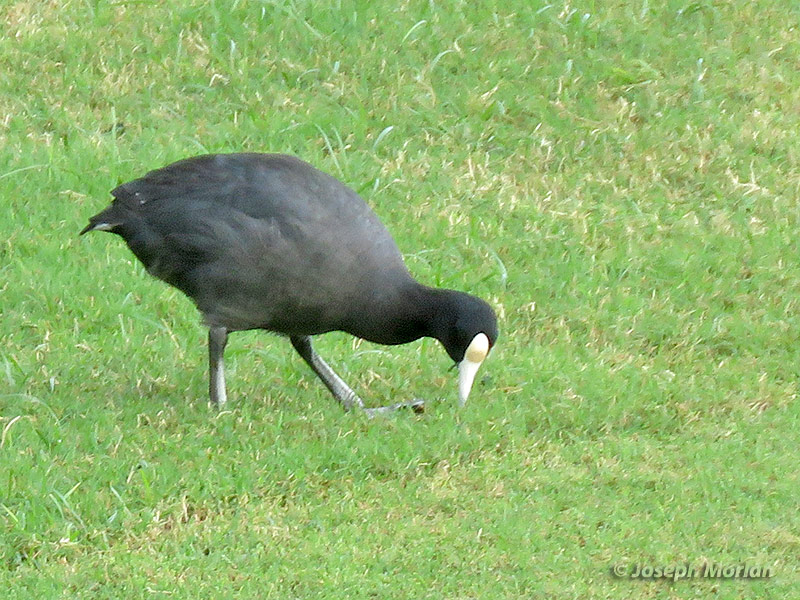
xmin=363 ymin=399 xmax=425 ymax=418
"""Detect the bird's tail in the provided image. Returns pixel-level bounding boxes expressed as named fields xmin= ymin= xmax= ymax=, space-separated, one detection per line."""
xmin=79 ymin=205 xmax=124 ymax=235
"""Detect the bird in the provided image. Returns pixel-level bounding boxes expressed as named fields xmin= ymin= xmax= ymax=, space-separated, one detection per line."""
xmin=81 ymin=153 xmax=498 ymax=415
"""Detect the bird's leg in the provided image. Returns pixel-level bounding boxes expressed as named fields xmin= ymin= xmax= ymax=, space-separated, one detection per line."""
xmin=289 ymin=336 xmax=424 ymax=416
xmin=290 ymin=335 xmax=365 ymax=411
xmin=209 ymin=326 xmax=229 ymax=406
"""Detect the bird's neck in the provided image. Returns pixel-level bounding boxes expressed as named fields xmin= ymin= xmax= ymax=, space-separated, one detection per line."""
xmin=343 ymin=279 xmax=447 ymax=346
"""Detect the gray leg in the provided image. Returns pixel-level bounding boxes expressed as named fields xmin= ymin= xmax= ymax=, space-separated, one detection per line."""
xmin=209 ymin=326 xmax=228 ymax=406
xmin=290 ymin=335 xmax=365 ymax=411
xmin=290 ymin=335 xmax=424 ymax=416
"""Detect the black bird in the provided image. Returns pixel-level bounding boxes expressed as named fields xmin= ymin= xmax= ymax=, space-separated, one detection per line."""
xmin=81 ymin=153 xmax=498 ymax=414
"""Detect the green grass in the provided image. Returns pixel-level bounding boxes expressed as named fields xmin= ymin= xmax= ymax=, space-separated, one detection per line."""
xmin=2 ymin=0 xmax=799 ymax=597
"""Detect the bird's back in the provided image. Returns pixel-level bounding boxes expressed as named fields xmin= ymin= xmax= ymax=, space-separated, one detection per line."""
xmin=87 ymin=154 xmax=412 ymax=334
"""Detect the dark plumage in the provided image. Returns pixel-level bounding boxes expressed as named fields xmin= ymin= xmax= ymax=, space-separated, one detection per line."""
xmin=82 ymin=153 xmax=498 ymax=413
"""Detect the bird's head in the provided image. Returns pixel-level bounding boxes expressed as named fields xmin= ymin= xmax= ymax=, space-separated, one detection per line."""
xmin=435 ymin=292 xmax=498 ymax=406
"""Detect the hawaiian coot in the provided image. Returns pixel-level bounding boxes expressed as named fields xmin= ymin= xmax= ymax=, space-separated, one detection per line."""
xmin=81 ymin=153 xmax=498 ymax=414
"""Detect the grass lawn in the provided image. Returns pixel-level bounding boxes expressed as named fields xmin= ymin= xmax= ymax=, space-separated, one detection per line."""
xmin=2 ymin=0 xmax=799 ymax=597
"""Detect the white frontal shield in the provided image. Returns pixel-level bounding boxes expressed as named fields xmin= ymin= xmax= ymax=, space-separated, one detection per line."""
xmin=457 ymin=333 xmax=490 ymax=406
